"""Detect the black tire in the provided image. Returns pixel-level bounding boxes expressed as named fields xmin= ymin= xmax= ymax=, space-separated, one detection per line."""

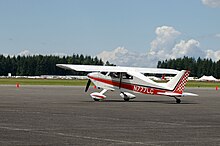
xmin=93 ymin=98 xmax=100 ymax=101
xmin=124 ymin=98 xmax=130 ymax=102
xmin=176 ymin=98 xmax=181 ymax=104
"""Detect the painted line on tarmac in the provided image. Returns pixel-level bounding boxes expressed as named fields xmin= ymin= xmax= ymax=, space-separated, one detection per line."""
xmin=0 ymin=125 xmax=153 ymax=146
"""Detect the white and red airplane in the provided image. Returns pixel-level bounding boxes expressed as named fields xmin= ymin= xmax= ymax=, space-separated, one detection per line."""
xmin=56 ymin=64 xmax=198 ymax=103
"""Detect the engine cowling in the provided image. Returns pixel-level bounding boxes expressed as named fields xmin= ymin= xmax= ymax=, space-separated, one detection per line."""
xmin=90 ymin=92 xmax=106 ymax=100
xmin=120 ymin=92 xmax=136 ymax=99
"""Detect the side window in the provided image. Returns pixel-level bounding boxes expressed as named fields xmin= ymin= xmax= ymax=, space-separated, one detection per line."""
xmin=109 ymin=72 xmax=133 ymax=80
xmin=109 ymin=72 xmax=120 ymax=78
xmin=123 ymin=73 xmax=133 ymax=79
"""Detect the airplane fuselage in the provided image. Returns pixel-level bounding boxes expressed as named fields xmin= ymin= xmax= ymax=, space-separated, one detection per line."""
xmin=88 ymin=72 xmax=171 ymax=96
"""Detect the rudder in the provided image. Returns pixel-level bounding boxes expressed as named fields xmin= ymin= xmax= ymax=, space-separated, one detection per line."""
xmin=173 ymin=70 xmax=190 ymax=94
xmin=166 ymin=70 xmax=190 ymax=94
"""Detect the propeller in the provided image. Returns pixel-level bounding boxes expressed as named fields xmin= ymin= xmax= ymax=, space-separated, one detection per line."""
xmin=85 ymin=79 xmax=91 ymax=92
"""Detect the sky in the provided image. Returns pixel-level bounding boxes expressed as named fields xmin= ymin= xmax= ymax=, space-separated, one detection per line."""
xmin=0 ymin=0 xmax=220 ymax=67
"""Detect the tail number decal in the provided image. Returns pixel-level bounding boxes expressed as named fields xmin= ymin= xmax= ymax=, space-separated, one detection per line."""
xmin=133 ymin=85 xmax=154 ymax=94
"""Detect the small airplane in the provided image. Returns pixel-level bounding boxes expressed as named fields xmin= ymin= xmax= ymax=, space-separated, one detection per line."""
xmin=56 ymin=64 xmax=198 ymax=103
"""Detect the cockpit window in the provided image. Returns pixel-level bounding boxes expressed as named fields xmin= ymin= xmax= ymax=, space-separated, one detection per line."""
xmin=100 ymin=72 xmax=107 ymax=75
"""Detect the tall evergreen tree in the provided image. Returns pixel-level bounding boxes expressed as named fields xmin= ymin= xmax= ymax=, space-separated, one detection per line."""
xmin=157 ymin=57 xmax=220 ymax=78
xmin=0 ymin=54 xmax=105 ymax=76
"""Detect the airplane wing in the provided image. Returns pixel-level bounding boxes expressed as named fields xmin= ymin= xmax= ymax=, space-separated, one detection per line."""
xmin=56 ymin=64 xmax=180 ymax=74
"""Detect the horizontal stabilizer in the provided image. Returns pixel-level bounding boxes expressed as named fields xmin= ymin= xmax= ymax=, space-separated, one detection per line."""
xmin=158 ymin=92 xmax=198 ymax=97
xmin=182 ymin=92 xmax=198 ymax=96
xmin=157 ymin=92 xmax=182 ymax=97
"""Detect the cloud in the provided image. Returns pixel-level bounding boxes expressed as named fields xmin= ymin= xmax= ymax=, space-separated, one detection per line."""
xmin=18 ymin=50 xmax=32 ymax=56
xmin=97 ymin=47 xmax=128 ymax=63
xmin=150 ymin=26 xmax=181 ymax=54
xmin=215 ymin=33 xmax=220 ymax=38
xmin=97 ymin=47 xmax=150 ymax=67
xmin=205 ymin=49 xmax=220 ymax=61
xmin=148 ymin=26 xmax=182 ymax=64
xmin=52 ymin=52 xmax=68 ymax=57
xmin=97 ymin=26 xmax=182 ymax=67
xmin=202 ymin=0 xmax=220 ymax=8
xmin=97 ymin=25 xmax=220 ymax=67
xmin=170 ymin=39 xmax=205 ymax=59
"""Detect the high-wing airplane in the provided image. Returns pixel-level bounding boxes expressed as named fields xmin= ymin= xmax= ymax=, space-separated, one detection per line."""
xmin=56 ymin=64 xmax=198 ymax=103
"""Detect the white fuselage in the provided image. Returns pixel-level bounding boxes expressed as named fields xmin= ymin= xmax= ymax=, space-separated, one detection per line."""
xmin=87 ymin=72 xmax=171 ymax=96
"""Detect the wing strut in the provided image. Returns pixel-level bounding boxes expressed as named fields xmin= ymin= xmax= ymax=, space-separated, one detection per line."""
xmin=119 ymin=72 xmax=123 ymax=89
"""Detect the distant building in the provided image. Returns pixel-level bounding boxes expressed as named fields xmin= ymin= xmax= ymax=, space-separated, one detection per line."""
xmin=8 ymin=73 xmax=11 ymax=77
xmin=197 ymin=75 xmax=219 ymax=82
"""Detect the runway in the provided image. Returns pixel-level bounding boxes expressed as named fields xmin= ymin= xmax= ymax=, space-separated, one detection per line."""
xmin=0 ymin=85 xmax=220 ymax=145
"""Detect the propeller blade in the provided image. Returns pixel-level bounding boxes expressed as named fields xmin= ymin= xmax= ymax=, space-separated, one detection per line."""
xmin=85 ymin=79 xmax=91 ymax=92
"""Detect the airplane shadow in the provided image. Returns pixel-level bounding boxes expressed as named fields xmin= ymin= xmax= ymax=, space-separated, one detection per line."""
xmin=84 ymin=99 xmax=198 ymax=104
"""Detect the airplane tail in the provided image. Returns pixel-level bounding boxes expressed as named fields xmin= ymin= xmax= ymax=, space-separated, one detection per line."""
xmin=158 ymin=70 xmax=198 ymax=97
xmin=166 ymin=70 xmax=190 ymax=94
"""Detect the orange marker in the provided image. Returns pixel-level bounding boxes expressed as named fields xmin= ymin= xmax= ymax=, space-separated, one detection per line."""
xmin=16 ymin=83 xmax=20 ymax=88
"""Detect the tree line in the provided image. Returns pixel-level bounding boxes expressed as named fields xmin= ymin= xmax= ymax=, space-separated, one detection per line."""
xmin=1 ymin=54 xmax=219 ymax=78
xmin=0 ymin=54 xmax=104 ymax=76
xmin=157 ymin=57 xmax=220 ymax=78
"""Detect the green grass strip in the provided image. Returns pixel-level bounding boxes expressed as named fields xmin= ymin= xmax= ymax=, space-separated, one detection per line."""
xmin=186 ymin=81 xmax=220 ymax=88
xmin=0 ymin=78 xmax=88 ymax=86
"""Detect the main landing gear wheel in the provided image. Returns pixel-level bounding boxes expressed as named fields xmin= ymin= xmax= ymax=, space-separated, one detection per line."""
xmin=93 ymin=98 xmax=100 ymax=101
xmin=123 ymin=98 xmax=130 ymax=102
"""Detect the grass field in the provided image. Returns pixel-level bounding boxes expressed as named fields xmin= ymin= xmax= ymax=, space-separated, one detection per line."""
xmin=0 ymin=78 xmax=219 ymax=88
xmin=186 ymin=81 xmax=220 ymax=88
xmin=0 ymin=78 xmax=87 ymax=86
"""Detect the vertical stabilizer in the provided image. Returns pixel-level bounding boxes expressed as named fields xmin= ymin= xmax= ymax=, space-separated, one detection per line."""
xmin=166 ymin=70 xmax=190 ymax=94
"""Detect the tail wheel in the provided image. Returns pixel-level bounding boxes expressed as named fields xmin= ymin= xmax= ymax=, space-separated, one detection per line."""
xmin=173 ymin=96 xmax=181 ymax=103
xmin=176 ymin=98 xmax=181 ymax=104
